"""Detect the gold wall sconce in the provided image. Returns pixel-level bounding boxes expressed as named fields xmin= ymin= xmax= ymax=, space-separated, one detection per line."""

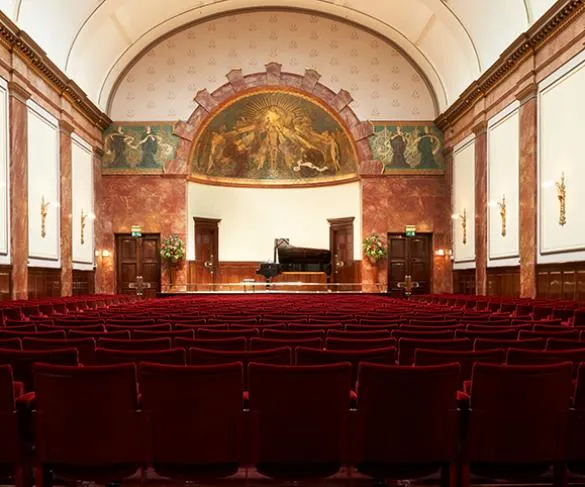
xmin=451 ymin=209 xmax=467 ymax=245
xmin=497 ymin=194 xmax=507 ymax=237
xmin=80 ymin=209 xmax=87 ymax=245
xmin=40 ymin=195 xmax=50 ymax=238
xmin=556 ymin=173 xmax=567 ymax=226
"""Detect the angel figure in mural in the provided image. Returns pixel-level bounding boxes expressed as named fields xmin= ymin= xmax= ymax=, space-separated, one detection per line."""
xmin=104 ymin=126 xmax=135 ymax=167
xmin=134 ymin=126 xmax=162 ymax=168
xmin=416 ymin=126 xmax=441 ymax=168
xmin=390 ymin=126 xmax=408 ymax=168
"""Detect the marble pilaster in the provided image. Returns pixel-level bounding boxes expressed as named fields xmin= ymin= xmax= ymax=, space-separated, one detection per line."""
xmin=8 ymin=82 xmax=30 ymax=299
xmin=59 ymin=120 xmax=74 ymax=296
xmin=516 ymin=84 xmax=538 ymax=298
xmin=473 ymin=120 xmax=488 ymax=295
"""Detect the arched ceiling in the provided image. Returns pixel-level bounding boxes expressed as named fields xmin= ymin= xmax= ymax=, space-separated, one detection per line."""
xmin=0 ymin=0 xmax=557 ymax=115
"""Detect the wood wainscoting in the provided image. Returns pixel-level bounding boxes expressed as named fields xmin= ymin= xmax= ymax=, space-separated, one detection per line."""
xmin=188 ymin=260 xmax=361 ymax=291
xmin=487 ymin=267 xmax=520 ymax=297
xmin=453 ymin=269 xmax=476 ymax=295
xmin=28 ymin=267 xmax=61 ymax=299
xmin=72 ymin=269 xmax=95 ymax=296
xmin=537 ymin=262 xmax=585 ymax=301
xmin=454 ymin=267 xmax=520 ymax=297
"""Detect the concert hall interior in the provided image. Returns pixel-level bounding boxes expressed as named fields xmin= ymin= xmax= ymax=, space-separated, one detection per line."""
xmin=0 ymin=1 xmax=585 ymax=486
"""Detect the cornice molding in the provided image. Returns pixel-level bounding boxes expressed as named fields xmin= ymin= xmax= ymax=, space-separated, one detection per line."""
xmin=0 ymin=11 xmax=111 ymax=131
xmin=436 ymin=0 xmax=585 ymax=130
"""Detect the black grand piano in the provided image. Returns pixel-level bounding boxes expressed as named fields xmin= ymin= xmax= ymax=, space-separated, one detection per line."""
xmin=257 ymin=239 xmax=332 ymax=281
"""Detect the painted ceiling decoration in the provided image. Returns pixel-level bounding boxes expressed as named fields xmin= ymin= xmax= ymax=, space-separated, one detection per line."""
xmin=0 ymin=0 xmax=558 ymax=117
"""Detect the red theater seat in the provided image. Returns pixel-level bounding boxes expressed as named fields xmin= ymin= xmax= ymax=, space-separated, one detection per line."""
xmin=176 ymin=337 xmax=247 ymax=351
xmin=353 ymin=363 xmax=460 ymax=481
xmin=138 ymin=362 xmax=244 ymax=480
xmin=95 ymin=347 xmax=186 ymax=366
xmin=250 ymin=337 xmax=322 ymax=351
xmin=326 ymin=337 xmax=396 ymax=351
xmin=98 ymin=337 xmax=172 ymax=351
xmin=398 ymin=338 xmax=472 ymax=365
xmin=248 ymin=362 xmax=351 ymax=479
xmin=22 ymin=337 xmax=96 ymax=364
xmin=33 ymin=363 xmax=147 ymax=483
xmin=465 ymin=363 xmax=573 ymax=483
xmin=0 ymin=365 xmax=22 ymax=484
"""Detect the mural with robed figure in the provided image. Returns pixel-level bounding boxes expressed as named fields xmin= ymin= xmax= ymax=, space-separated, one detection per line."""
xmin=102 ymin=124 xmax=179 ymax=174
xmin=190 ymin=90 xmax=358 ymax=185
xmin=369 ymin=122 xmax=444 ymax=174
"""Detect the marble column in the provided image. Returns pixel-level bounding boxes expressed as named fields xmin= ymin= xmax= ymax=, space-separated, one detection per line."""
xmin=440 ymin=147 xmax=454 ymax=293
xmin=516 ymin=84 xmax=538 ymax=298
xmin=93 ymin=147 xmax=114 ymax=294
xmin=59 ymin=120 xmax=74 ymax=296
xmin=473 ymin=121 xmax=488 ymax=295
xmin=8 ymin=82 xmax=30 ymax=299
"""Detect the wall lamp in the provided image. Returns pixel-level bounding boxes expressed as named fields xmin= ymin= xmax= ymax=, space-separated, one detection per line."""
xmin=451 ymin=209 xmax=467 ymax=245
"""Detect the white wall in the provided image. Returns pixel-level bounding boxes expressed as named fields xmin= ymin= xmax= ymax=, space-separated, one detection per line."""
xmin=0 ymin=78 xmax=10 ymax=265
xmin=538 ymin=49 xmax=585 ymax=263
xmin=187 ymin=181 xmax=361 ymax=262
xmin=27 ymin=100 xmax=60 ymax=268
xmin=71 ymin=134 xmax=94 ymax=269
xmin=452 ymin=134 xmax=476 ymax=269
xmin=487 ymin=101 xmax=520 ymax=267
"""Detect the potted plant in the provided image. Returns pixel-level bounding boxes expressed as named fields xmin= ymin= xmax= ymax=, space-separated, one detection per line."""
xmin=160 ymin=234 xmax=185 ymax=286
xmin=363 ymin=232 xmax=387 ymax=264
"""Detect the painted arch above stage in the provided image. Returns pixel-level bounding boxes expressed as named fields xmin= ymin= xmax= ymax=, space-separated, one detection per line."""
xmin=189 ymin=89 xmax=359 ymax=185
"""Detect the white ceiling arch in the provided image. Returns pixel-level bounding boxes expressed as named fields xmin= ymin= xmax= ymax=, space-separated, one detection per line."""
xmin=0 ymin=0 xmax=557 ymax=114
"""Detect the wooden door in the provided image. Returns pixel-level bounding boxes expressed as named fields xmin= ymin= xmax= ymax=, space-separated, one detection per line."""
xmin=328 ymin=217 xmax=355 ymax=291
xmin=115 ymin=234 xmax=160 ymax=298
xmin=387 ymin=233 xmax=431 ymax=296
xmin=193 ymin=217 xmax=220 ymax=290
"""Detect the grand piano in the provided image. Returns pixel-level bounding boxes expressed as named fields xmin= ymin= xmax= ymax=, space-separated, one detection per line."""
xmin=257 ymin=239 xmax=332 ymax=281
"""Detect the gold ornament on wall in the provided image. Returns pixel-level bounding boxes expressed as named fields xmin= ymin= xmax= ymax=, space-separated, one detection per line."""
xmin=80 ymin=209 xmax=87 ymax=245
xmin=497 ymin=194 xmax=507 ymax=237
xmin=461 ymin=209 xmax=467 ymax=245
xmin=556 ymin=173 xmax=566 ymax=226
xmin=40 ymin=195 xmax=50 ymax=239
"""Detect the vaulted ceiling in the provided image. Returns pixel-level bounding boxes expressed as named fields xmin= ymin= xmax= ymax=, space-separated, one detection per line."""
xmin=0 ymin=0 xmax=557 ymax=114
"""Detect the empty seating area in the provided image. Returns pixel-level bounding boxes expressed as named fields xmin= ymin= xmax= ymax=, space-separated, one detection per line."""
xmin=2 ymin=292 xmax=585 ymax=486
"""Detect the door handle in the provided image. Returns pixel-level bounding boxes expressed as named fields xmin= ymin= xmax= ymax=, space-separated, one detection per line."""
xmin=203 ymin=254 xmax=215 ymax=273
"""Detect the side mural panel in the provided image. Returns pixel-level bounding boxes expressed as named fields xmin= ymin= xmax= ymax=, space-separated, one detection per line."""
xmin=0 ymin=78 xmax=9 ymax=265
xmin=27 ymin=100 xmax=60 ymax=268
xmin=452 ymin=135 xmax=475 ymax=268
xmin=488 ymin=102 xmax=520 ymax=266
xmin=72 ymin=135 xmax=95 ymax=269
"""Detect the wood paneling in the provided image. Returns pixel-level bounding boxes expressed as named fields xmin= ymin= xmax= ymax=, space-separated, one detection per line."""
xmin=72 ymin=269 xmax=95 ymax=296
xmin=537 ymin=262 xmax=585 ymax=301
xmin=487 ymin=266 xmax=520 ymax=297
xmin=193 ymin=217 xmax=220 ymax=289
xmin=0 ymin=265 xmax=11 ymax=301
xmin=453 ymin=269 xmax=475 ymax=295
xmin=328 ymin=217 xmax=355 ymax=291
xmin=28 ymin=267 xmax=61 ymax=299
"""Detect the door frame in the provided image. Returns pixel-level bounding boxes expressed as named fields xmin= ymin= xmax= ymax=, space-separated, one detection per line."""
xmin=114 ymin=232 xmax=161 ymax=295
xmin=386 ymin=232 xmax=433 ymax=295
xmin=328 ymin=217 xmax=355 ymax=288
xmin=192 ymin=217 xmax=221 ymax=287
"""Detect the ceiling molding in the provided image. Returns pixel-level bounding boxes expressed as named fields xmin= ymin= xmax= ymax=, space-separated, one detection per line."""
xmin=436 ymin=0 xmax=584 ymax=131
xmin=0 ymin=9 xmax=111 ymax=130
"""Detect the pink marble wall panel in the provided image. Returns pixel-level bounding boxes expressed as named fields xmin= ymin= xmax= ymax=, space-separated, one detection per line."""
xmin=59 ymin=122 xmax=73 ymax=296
xmin=474 ymin=125 xmax=488 ymax=295
xmin=362 ymin=176 xmax=451 ymax=293
xmin=100 ymin=176 xmax=188 ymax=291
xmin=8 ymin=84 xmax=29 ymax=299
xmin=518 ymin=91 xmax=538 ymax=298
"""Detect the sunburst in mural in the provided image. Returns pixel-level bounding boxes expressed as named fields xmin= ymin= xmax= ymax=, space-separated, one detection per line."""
xmin=190 ymin=89 xmax=358 ymax=184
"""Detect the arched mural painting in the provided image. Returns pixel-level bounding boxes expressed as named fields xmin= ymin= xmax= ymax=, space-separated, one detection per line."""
xmin=189 ymin=89 xmax=358 ymax=185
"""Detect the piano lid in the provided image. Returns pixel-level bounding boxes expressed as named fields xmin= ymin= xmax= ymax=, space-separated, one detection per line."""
xmin=277 ymin=242 xmax=331 ymax=265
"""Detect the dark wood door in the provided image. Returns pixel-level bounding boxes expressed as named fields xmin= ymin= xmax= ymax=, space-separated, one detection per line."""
xmin=328 ymin=217 xmax=355 ymax=291
xmin=115 ymin=234 xmax=160 ymax=298
xmin=193 ymin=217 xmax=220 ymax=290
xmin=387 ymin=233 xmax=431 ymax=296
